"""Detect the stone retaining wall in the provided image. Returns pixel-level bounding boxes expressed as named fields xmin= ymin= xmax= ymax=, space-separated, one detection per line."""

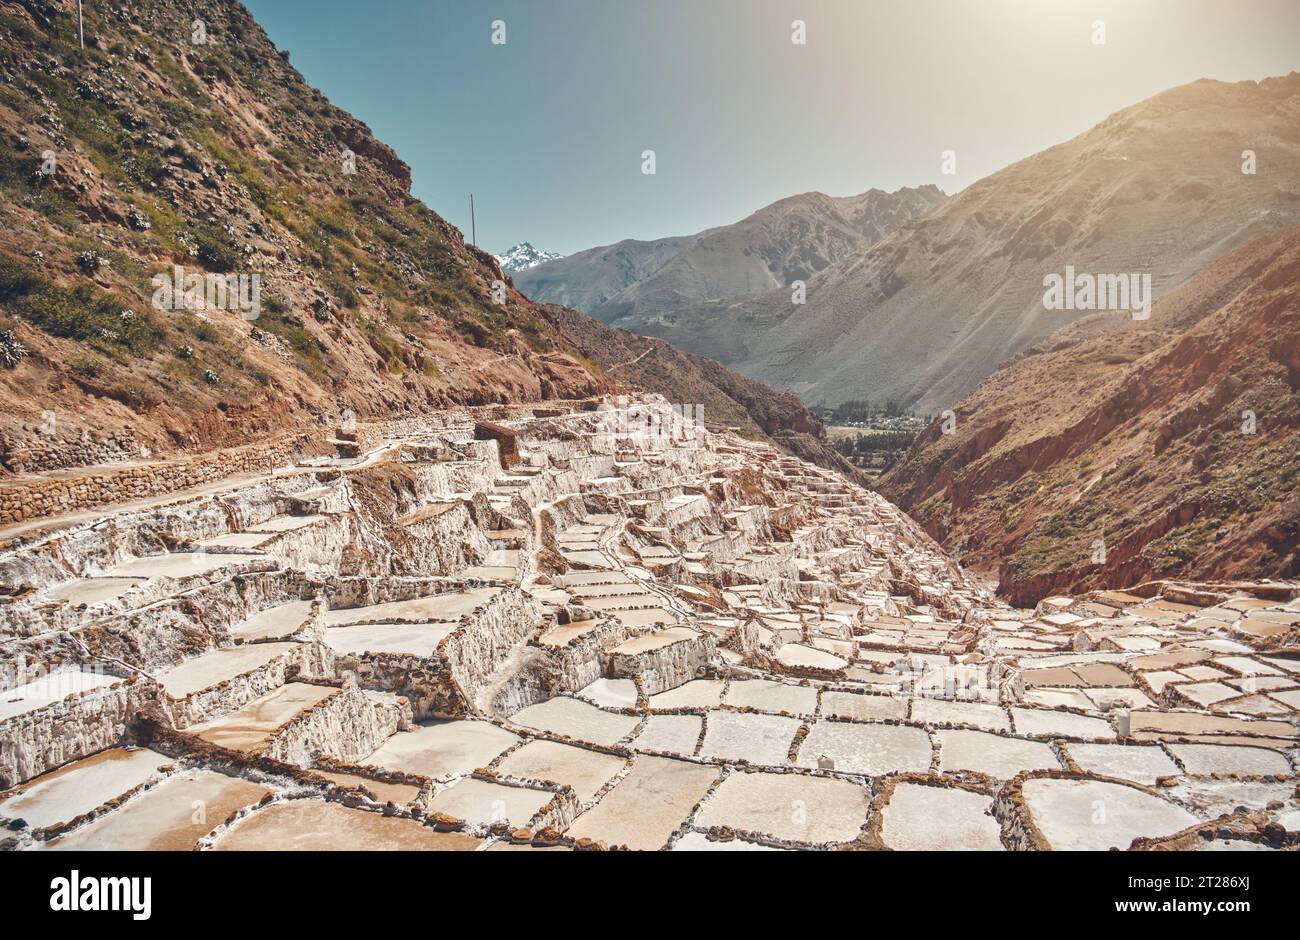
xmin=323 ymin=575 xmax=490 ymax=611
xmin=0 ymin=677 xmax=160 ymax=789
xmin=0 ymin=426 xmax=143 ymax=476
xmin=608 ymin=632 xmax=715 ymax=696
xmin=440 ymin=589 xmax=548 ymax=703
xmin=331 ymin=651 xmax=464 ymax=721
xmin=0 ymin=431 xmax=326 ymax=528
xmin=0 ymin=406 xmax=498 ymax=530
xmin=165 ymin=643 xmax=324 ymax=730
xmin=263 ymin=686 xmax=412 ymax=766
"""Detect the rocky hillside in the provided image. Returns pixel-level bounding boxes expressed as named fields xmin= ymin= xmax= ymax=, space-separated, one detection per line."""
xmin=0 ymin=0 xmax=839 ymax=478
xmin=877 ymin=226 xmax=1300 ymax=605
xmin=512 ymin=234 xmax=690 ymax=320
xmin=624 ymin=74 xmax=1300 ymax=413
xmin=515 ymin=185 xmax=945 ymax=324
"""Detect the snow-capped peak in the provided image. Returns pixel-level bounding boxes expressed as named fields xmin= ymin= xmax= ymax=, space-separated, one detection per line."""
xmin=495 ymin=242 xmax=563 ymax=272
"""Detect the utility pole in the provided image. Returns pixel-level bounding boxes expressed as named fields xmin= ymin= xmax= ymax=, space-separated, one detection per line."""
xmin=469 ymin=194 xmax=476 ymax=246
xmin=77 ymin=0 xmax=84 ymax=48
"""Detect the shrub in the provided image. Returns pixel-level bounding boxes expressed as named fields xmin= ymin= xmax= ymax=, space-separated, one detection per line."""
xmin=0 ymin=256 xmax=44 ymax=300
xmin=12 ymin=277 xmax=160 ymax=357
xmin=187 ymin=223 xmax=241 ymax=272
xmin=69 ymin=356 xmax=101 ymax=379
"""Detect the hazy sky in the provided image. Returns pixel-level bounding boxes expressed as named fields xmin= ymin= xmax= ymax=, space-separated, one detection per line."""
xmin=243 ymin=0 xmax=1300 ymax=256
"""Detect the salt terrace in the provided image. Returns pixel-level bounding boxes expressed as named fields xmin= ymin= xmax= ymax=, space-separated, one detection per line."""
xmin=0 ymin=396 xmax=1297 ymax=852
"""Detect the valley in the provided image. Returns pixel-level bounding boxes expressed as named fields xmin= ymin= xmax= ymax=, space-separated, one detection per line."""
xmin=0 ymin=0 xmax=1295 ymax=861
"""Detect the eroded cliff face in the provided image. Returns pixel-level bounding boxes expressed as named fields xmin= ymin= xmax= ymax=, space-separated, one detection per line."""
xmin=0 ymin=396 xmax=1295 ymax=853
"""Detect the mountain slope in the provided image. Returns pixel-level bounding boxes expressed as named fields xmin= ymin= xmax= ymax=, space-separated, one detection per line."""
xmin=877 ymin=226 xmax=1300 ymax=605
xmin=0 ymin=0 xmax=607 ymax=462
xmin=515 ymin=185 xmax=946 ymax=324
xmin=626 ymin=74 xmax=1300 ymax=413
xmin=510 ymin=234 xmax=693 ymax=319
xmin=0 ymin=0 xmax=841 ymax=479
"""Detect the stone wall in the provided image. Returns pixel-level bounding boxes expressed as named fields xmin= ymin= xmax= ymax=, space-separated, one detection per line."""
xmin=331 ymin=651 xmax=464 ymax=721
xmin=0 ymin=426 xmax=142 ymax=475
xmin=474 ymin=421 xmax=519 ymax=469
xmin=256 ymin=514 xmax=353 ymax=573
xmin=323 ymin=575 xmax=487 ymax=611
xmin=608 ymin=632 xmax=714 ymax=695
xmin=493 ymin=619 xmax=636 ymax=716
xmin=0 ymin=406 xmax=492 ymax=530
xmin=2 ymin=555 xmax=282 ymax=643
xmin=264 ymin=686 xmax=412 ymax=766
xmin=0 ymin=677 xmax=159 ymax=789
xmin=1 ymin=573 xmax=319 ymax=689
xmin=440 ymin=589 xmax=548 ymax=706
xmin=165 ymin=644 xmax=323 ymax=730
xmin=0 ymin=431 xmax=326 ymax=528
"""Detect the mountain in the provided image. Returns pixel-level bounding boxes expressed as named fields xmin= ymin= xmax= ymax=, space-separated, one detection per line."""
xmin=514 ymin=185 xmax=946 ymax=324
xmin=622 ymin=74 xmax=1300 ymax=413
xmin=0 ymin=0 xmax=841 ymax=476
xmin=877 ymin=226 xmax=1300 ymax=605
xmin=494 ymin=242 xmax=563 ymax=272
xmin=511 ymin=234 xmax=692 ymax=320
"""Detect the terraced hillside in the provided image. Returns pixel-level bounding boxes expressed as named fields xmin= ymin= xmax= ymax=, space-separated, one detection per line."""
xmin=0 ymin=397 xmax=1296 ymax=851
